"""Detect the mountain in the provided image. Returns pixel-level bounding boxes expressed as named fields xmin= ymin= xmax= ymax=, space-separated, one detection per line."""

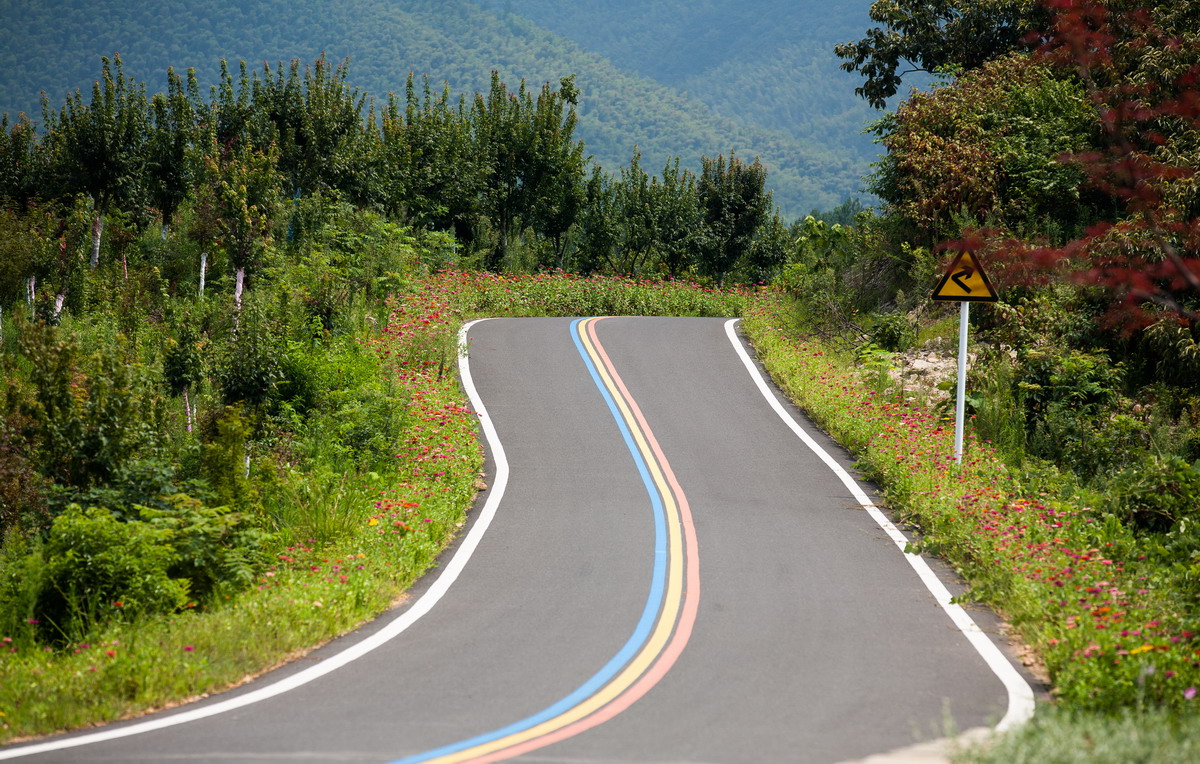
xmin=498 ymin=0 xmax=885 ymax=159
xmin=0 ymin=0 xmax=886 ymax=216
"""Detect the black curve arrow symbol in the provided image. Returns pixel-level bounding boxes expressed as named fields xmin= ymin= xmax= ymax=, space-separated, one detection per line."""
xmin=951 ymin=266 xmax=974 ymax=293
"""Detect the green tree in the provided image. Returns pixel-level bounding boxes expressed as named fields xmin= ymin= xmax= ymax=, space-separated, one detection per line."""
xmin=254 ymin=56 xmax=367 ymax=198
xmin=573 ymin=165 xmax=619 ymax=273
xmin=192 ymin=134 xmax=280 ymax=306
xmin=0 ymin=113 xmax=43 ymax=213
xmin=473 ymin=73 xmax=584 ymax=270
xmin=41 ymin=54 xmax=150 ymax=269
xmin=146 ymin=67 xmax=201 ymax=238
xmin=696 ymin=153 xmax=771 ymax=286
xmin=381 ymin=76 xmax=484 ymax=244
xmin=835 ymin=0 xmax=1045 ymax=108
xmin=650 ymin=157 xmax=701 ymax=277
xmin=869 ymin=53 xmax=1106 ymax=244
xmin=602 ymin=151 xmax=700 ymax=276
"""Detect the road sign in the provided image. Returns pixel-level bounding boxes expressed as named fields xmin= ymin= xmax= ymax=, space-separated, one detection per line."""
xmin=931 ymin=251 xmax=998 ymax=302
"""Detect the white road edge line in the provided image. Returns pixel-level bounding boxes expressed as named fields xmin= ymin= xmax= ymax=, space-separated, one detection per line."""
xmin=0 ymin=319 xmax=509 ymax=761
xmin=723 ymin=318 xmax=1035 ymax=733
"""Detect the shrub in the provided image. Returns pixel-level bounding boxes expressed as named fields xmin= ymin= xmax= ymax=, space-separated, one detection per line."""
xmin=1107 ymin=455 xmax=1200 ymax=534
xmin=0 ymin=413 xmax=49 ymax=536
xmin=33 ymin=506 xmax=189 ymax=643
xmin=215 ymin=298 xmax=283 ymax=408
xmin=17 ymin=319 xmax=163 ymax=495
xmin=139 ymin=493 xmax=275 ymax=602
xmin=198 ymin=406 xmax=258 ymax=512
xmin=870 ymin=311 xmax=917 ymax=352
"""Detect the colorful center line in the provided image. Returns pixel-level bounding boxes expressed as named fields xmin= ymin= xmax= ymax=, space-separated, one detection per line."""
xmin=391 ymin=317 xmax=701 ymax=764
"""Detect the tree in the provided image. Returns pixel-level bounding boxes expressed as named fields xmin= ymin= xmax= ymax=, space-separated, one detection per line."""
xmin=254 ymin=56 xmax=367 ymax=198
xmin=473 ymin=73 xmax=585 ymax=271
xmin=526 ymin=76 xmax=585 ymax=269
xmin=696 ymin=153 xmax=772 ymax=286
xmin=192 ymin=134 xmax=280 ymax=311
xmin=0 ymin=113 xmax=43 ymax=213
xmin=573 ymin=165 xmax=619 ymax=274
xmin=869 ymin=53 xmax=1109 ymax=245
xmin=649 ymin=157 xmax=701 ymax=278
xmin=835 ymin=0 xmax=1045 ymax=108
xmin=612 ymin=149 xmax=658 ymax=275
xmin=381 ymin=76 xmax=485 ymax=244
xmin=146 ymin=67 xmax=201 ymax=238
xmin=41 ymin=54 xmax=150 ymax=268
xmin=977 ymin=1 xmax=1200 ymax=328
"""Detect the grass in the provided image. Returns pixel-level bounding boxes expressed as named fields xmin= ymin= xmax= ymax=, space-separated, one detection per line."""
xmin=956 ymin=706 xmax=1200 ymax=763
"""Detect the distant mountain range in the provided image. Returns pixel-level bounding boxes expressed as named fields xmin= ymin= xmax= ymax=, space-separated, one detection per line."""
xmin=0 ymin=0 xmax=896 ymax=217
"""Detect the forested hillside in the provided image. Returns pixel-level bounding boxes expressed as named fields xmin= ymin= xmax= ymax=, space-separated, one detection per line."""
xmin=0 ymin=0 xmax=869 ymax=215
xmin=499 ymin=0 xmax=891 ymax=163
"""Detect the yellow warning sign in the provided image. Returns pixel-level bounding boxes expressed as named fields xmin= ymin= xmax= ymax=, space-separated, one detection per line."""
xmin=931 ymin=251 xmax=998 ymax=302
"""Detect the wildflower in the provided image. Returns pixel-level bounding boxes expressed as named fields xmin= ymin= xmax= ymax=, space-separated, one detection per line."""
xmin=183 ymin=645 xmax=195 ymax=652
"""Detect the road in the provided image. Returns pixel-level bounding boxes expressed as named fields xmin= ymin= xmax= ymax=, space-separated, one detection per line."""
xmin=3 ymin=316 xmax=1033 ymax=763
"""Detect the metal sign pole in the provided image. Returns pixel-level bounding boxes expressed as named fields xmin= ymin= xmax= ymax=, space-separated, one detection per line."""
xmin=954 ymin=300 xmax=969 ymax=463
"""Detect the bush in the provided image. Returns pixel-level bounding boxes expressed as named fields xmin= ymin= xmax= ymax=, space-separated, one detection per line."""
xmin=215 ymin=298 xmax=283 ymax=408
xmin=17 ymin=319 xmax=163 ymax=495
xmin=1030 ymin=406 xmax=1146 ymax=480
xmin=139 ymin=493 xmax=275 ymax=602
xmin=32 ymin=506 xmax=189 ymax=643
xmin=1107 ymin=455 xmax=1200 ymax=534
xmin=870 ymin=311 xmax=917 ymax=352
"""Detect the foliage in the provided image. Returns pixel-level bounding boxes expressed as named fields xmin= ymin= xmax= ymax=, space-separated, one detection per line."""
xmin=956 ymin=706 xmax=1200 ymax=763
xmin=869 ymin=53 xmax=1104 ymax=245
xmin=696 ymin=153 xmax=773 ymax=286
xmin=140 ymin=494 xmax=275 ymax=603
xmin=253 ymin=56 xmax=368 ymax=198
xmin=0 ymin=0 xmax=874 ymax=217
xmin=870 ymin=311 xmax=917 ymax=352
xmin=1105 ymin=455 xmax=1200 ymax=535
xmin=16 ymin=319 xmax=161 ymax=494
xmin=835 ymin=0 xmax=1045 ymax=108
xmin=473 ymin=73 xmax=585 ymax=270
xmin=978 ymin=1 xmax=1200 ymax=328
xmin=215 ymin=298 xmax=283 ymax=408
xmin=40 ymin=54 xmax=151 ymax=267
xmin=32 ymin=506 xmax=189 ymax=643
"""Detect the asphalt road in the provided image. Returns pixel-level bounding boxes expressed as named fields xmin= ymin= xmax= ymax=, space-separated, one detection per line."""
xmin=3 ymin=316 xmax=1034 ymax=764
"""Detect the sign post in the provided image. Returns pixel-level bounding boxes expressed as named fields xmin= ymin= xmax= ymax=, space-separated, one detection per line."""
xmin=931 ymin=251 xmax=998 ymax=463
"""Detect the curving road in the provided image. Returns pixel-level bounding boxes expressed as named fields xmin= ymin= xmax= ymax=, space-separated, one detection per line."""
xmin=3 ymin=316 xmax=1034 ymax=763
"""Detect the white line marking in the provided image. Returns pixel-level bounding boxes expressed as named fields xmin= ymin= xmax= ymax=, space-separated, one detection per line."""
xmin=0 ymin=319 xmax=510 ymax=760
xmin=723 ymin=318 xmax=1035 ymax=732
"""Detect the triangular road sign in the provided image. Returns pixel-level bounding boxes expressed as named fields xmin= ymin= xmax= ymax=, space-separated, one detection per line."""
xmin=931 ymin=251 xmax=998 ymax=302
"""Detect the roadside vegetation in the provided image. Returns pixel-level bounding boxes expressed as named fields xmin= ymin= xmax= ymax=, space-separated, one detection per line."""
xmin=1 ymin=0 xmax=1199 ymax=758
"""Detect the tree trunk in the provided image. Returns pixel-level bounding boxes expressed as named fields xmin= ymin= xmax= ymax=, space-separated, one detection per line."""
xmin=51 ymin=293 xmax=66 ymax=323
xmin=90 ymin=214 xmax=103 ymax=269
xmin=183 ymin=386 xmax=193 ymax=434
xmin=26 ymin=276 xmax=35 ymax=306
xmin=234 ymin=267 xmax=245 ymax=311
xmin=199 ymin=252 xmax=207 ymax=298
xmin=234 ymin=266 xmax=245 ymax=331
